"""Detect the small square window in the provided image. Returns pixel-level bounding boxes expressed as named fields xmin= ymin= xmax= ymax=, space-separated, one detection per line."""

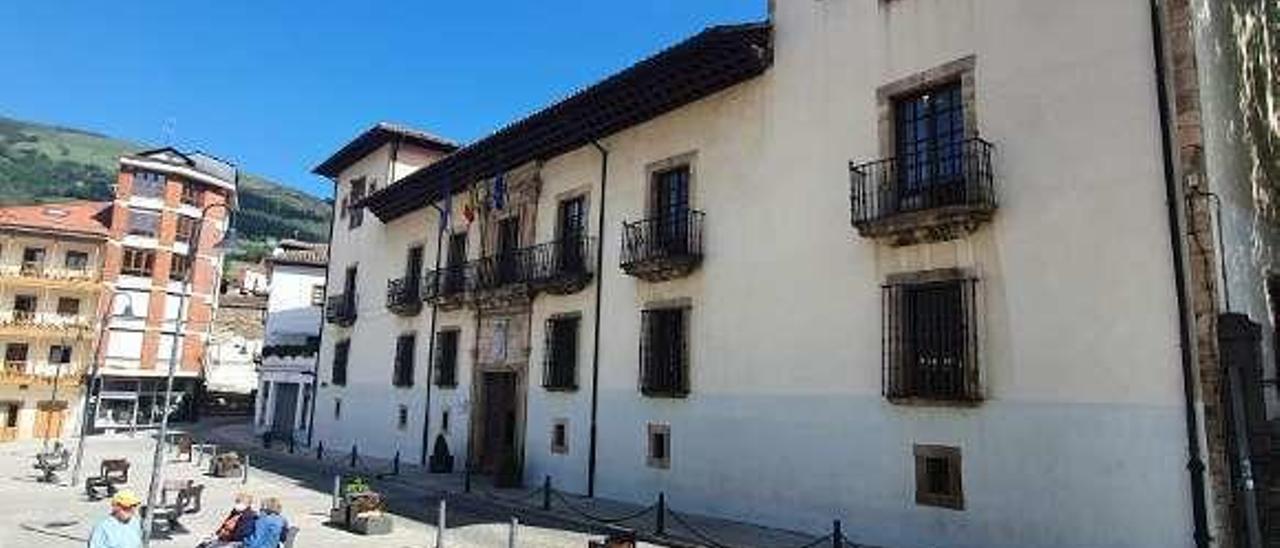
xmin=56 ymin=297 xmax=80 ymax=316
xmin=441 ymin=410 xmax=450 ymax=433
xmin=646 ymin=423 xmax=670 ymax=469
xmin=914 ymin=444 xmax=963 ymax=510
xmin=551 ymin=419 xmax=569 ymax=455
xmin=397 ymin=405 xmax=409 ymax=430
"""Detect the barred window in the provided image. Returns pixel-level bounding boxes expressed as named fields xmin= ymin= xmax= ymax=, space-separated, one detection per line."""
xmin=915 ymin=444 xmax=963 ymax=510
xmin=347 ymin=177 xmax=367 ymax=229
xmin=883 ymin=275 xmax=979 ymax=403
xmin=393 ymin=333 xmax=415 ymax=387
xmin=332 ymin=340 xmax=350 ymax=386
xmin=543 ymin=316 xmax=579 ymax=390
xmin=640 ymin=307 xmax=689 ymax=397
xmin=434 ymin=330 xmax=459 ymax=387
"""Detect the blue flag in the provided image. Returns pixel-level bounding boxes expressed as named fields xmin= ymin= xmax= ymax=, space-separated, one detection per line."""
xmin=492 ymin=173 xmax=506 ymax=210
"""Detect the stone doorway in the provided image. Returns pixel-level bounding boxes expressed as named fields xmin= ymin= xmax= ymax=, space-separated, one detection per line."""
xmin=477 ymin=371 xmax=519 ymax=474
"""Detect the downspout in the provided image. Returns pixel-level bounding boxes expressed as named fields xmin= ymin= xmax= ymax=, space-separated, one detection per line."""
xmin=1150 ymin=1 xmax=1210 ymax=545
xmin=421 ymin=200 xmax=446 ymax=465
xmin=306 ymin=177 xmax=340 ymax=447
xmin=587 ymin=140 xmax=608 ymax=497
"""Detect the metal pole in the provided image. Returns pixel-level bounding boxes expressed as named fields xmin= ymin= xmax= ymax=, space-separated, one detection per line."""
xmin=508 ymin=517 xmax=518 ymax=548
xmin=832 ymin=520 xmax=842 ymax=548
xmin=242 ymin=454 xmax=250 ymax=485
xmin=141 ymin=203 xmax=226 ymax=546
xmin=332 ymin=475 xmax=341 ymax=509
xmin=72 ymin=296 xmax=121 ymax=487
xmin=435 ymin=499 xmax=446 ymax=548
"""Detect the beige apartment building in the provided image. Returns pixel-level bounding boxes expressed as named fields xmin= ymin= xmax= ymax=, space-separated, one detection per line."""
xmin=309 ymin=1 xmax=1278 ymax=546
xmin=0 ymin=201 xmax=110 ymax=442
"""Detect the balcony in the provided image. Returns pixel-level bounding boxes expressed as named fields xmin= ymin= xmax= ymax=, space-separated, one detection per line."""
xmin=528 ymin=237 xmax=595 ymax=295
xmin=422 ymin=265 xmax=471 ymax=308
xmin=386 ymin=276 xmax=423 ymax=316
xmin=324 ymin=294 xmax=358 ymax=327
xmin=621 ymin=210 xmax=704 ymax=282
xmin=0 ymin=264 xmax=99 ymax=287
xmin=849 ymin=138 xmax=996 ymax=246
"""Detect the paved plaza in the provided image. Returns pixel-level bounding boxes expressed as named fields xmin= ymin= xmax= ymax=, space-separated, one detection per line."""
xmin=0 ymin=419 xmax=838 ymax=548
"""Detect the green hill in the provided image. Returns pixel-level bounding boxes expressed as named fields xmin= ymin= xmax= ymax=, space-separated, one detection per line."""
xmin=0 ymin=116 xmax=331 ymax=259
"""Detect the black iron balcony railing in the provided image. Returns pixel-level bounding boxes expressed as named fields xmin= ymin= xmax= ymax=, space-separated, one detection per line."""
xmin=386 ymin=276 xmax=423 ymax=316
xmin=621 ymin=210 xmax=704 ymax=282
xmin=324 ymin=294 xmax=358 ymax=326
xmin=849 ymin=138 xmax=996 ymax=241
xmin=528 ymin=237 xmax=595 ymax=295
xmin=882 ymin=278 xmax=981 ymax=404
xmin=11 ymin=309 xmax=36 ymax=324
xmin=474 ymin=249 xmax=535 ymax=292
xmin=422 ymin=265 xmax=472 ymax=305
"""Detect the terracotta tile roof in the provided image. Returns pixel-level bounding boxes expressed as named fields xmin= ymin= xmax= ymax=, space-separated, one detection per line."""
xmin=0 ymin=200 xmax=112 ymax=239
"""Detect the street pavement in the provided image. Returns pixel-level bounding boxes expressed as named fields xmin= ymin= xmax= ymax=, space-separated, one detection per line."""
xmin=0 ymin=419 xmax=841 ymax=547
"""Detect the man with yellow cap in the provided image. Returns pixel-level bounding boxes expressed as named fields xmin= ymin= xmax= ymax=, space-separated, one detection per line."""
xmin=88 ymin=489 xmax=143 ymax=548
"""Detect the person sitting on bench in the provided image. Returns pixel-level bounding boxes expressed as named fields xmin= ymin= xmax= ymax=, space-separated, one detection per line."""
xmin=244 ymin=497 xmax=288 ymax=548
xmin=196 ymin=492 xmax=257 ymax=548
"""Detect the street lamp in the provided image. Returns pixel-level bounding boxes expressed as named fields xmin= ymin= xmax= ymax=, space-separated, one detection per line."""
xmin=70 ymin=292 xmax=143 ymax=486
xmin=141 ymin=202 xmax=233 ymax=546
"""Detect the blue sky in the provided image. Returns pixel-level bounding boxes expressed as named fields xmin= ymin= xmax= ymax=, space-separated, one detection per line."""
xmin=0 ymin=1 xmax=765 ymax=198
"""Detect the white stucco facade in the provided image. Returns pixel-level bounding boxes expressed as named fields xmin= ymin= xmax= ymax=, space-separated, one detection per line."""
xmin=305 ymin=2 xmax=1279 ymax=546
xmin=253 ymin=249 xmax=327 ymax=441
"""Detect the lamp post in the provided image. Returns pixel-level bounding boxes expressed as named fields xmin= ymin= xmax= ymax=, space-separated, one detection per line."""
xmin=141 ymin=202 xmax=233 ymax=546
xmin=71 ymin=293 xmax=142 ymax=487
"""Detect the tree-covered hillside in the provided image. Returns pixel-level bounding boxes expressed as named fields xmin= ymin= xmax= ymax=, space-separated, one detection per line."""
xmin=0 ymin=116 xmax=331 ymax=257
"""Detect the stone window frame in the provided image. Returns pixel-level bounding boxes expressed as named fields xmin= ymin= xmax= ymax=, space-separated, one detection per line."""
xmin=876 ymin=56 xmax=979 ymax=158
xmin=643 ymin=151 xmax=698 ymax=217
xmin=553 ymin=185 xmax=593 ymax=240
xmin=914 ymin=444 xmax=964 ymax=510
xmin=434 ymin=327 xmax=462 ymax=388
xmin=640 ymin=297 xmax=694 ymax=398
xmin=551 ymin=418 xmax=569 ymax=455
xmin=882 ymin=268 xmax=983 ymax=405
xmin=646 ymin=422 xmax=671 ymax=469
xmin=543 ymin=312 xmax=583 ymax=392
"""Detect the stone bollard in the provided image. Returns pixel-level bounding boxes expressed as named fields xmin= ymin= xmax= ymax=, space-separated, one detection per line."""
xmin=350 ymin=445 xmax=358 ymax=469
xmin=656 ymin=492 xmax=666 ymax=536
xmin=831 ymin=519 xmax=842 ymax=548
xmin=542 ymin=476 xmax=551 ymax=510
xmin=331 ymin=475 xmax=341 ymax=510
xmin=508 ymin=517 xmax=519 ymax=548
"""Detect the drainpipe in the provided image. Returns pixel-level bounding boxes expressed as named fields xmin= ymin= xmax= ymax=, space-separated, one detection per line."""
xmin=306 ymin=177 xmax=341 ymax=447
xmin=587 ymin=140 xmax=609 ymax=497
xmin=1150 ymin=1 xmax=1210 ymax=545
xmin=421 ymin=200 xmax=446 ymax=466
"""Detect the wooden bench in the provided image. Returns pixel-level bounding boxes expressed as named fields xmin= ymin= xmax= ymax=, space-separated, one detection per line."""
xmin=85 ymin=459 xmax=129 ymax=500
xmin=33 ymin=446 xmax=70 ymax=483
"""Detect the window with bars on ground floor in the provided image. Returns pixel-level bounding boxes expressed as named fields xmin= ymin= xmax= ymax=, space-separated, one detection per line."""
xmin=331 ymin=340 xmax=350 ymax=386
xmin=393 ymin=333 xmax=415 ymax=387
xmin=640 ymin=306 xmax=689 ymax=397
xmin=434 ymin=330 xmax=459 ymax=387
xmin=543 ymin=316 xmax=579 ymax=390
xmin=882 ymin=274 xmax=980 ymax=403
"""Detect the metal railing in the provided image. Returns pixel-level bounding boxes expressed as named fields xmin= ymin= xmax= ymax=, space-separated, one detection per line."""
xmin=528 ymin=237 xmax=594 ymax=292
xmin=422 ymin=265 xmax=472 ymax=304
xmin=621 ymin=210 xmax=705 ymax=273
xmin=385 ymin=276 xmax=423 ymax=315
xmin=324 ymin=294 xmax=358 ymax=326
xmin=882 ymin=278 xmax=981 ymax=402
xmin=849 ymin=138 xmax=996 ymax=227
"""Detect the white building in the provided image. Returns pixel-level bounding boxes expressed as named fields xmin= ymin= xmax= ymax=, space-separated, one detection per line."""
xmin=205 ymin=293 xmax=265 ymax=406
xmin=309 ymin=2 xmax=1278 ymax=546
xmin=253 ymin=240 xmax=328 ymax=442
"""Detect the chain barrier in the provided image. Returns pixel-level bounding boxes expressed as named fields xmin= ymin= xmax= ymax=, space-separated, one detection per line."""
xmin=664 ymin=507 xmax=737 ymax=548
xmin=550 ymin=490 xmax=658 ymax=525
xmin=482 ymin=484 xmax=547 ymax=506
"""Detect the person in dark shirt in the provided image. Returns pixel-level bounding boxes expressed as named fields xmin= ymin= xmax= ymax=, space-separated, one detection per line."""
xmin=196 ymin=492 xmax=257 ymax=547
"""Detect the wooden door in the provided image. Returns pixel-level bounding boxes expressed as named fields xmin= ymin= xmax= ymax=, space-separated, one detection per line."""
xmin=480 ymin=372 xmax=518 ymax=473
xmin=33 ymin=408 xmax=65 ymax=439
